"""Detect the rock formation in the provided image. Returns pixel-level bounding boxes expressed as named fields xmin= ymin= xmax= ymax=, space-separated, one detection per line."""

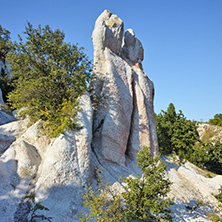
xmin=1 ymin=9 xmax=221 ymax=222
xmin=0 ymin=10 xmax=159 ymax=221
xmin=91 ymin=10 xmax=158 ymax=167
xmin=0 ymin=93 xmax=93 ymax=221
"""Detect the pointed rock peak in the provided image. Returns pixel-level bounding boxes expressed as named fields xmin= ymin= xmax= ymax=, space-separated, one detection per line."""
xmin=121 ymin=28 xmax=144 ymax=68
xmin=92 ymin=10 xmax=124 ymax=55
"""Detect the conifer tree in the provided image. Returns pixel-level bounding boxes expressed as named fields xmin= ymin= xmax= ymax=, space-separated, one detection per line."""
xmin=155 ymin=103 xmax=199 ymax=156
xmin=122 ymin=146 xmax=173 ymax=222
xmin=7 ymin=22 xmax=91 ymax=137
xmin=209 ymin=114 xmax=222 ymax=126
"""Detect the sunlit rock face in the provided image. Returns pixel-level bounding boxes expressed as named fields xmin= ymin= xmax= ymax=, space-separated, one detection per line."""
xmin=0 ymin=10 xmax=159 ymax=222
xmin=0 ymin=93 xmax=93 ymax=222
xmin=91 ymin=10 xmax=158 ymax=166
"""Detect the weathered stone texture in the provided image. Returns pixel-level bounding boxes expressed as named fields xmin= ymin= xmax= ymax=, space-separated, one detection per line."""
xmin=91 ymin=10 xmax=158 ymax=166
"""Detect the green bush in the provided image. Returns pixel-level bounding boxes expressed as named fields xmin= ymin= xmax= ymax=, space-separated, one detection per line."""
xmin=80 ymin=146 xmax=174 ymax=222
xmin=7 ymin=22 xmax=91 ymax=137
xmin=122 ymin=146 xmax=173 ymax=222
xmin=78 ymin=182 xmax=124 ymax=222
xmin=155 ymin=103 xmax=199 ymax=156
xmin=209 ymin=114 xmax=222 ymax=127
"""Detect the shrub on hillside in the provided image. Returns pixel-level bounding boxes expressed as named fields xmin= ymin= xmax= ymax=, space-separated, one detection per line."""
xmin=7 ymin=22 xmax=91 ymax=137
xmin=80 ymin=146 xmax=174 ymax=222
xmin=209 ymin=114 xmax=222 ymax=127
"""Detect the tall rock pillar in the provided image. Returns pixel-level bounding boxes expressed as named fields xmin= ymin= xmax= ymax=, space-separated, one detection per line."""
xmin=91 ymin=10 xmax=158 ymax=166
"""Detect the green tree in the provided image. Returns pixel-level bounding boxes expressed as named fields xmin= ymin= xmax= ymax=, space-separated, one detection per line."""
xmin=0 ymin=25 xmax=10 ymax=60
xmin=190 ymin=141 xmax=222 ymax=175
xmin=209 ymin=114 xmax=222 ymax=127
xmin=80 ymin=146 xmax=173 ymax=222
xmin=155 ymin=103 xmax=199 ymax=156
xmin=7 ymin=22 xmax=91 ymax=137
xmin=171 ymin=117 xmax=199 ymax=160
xmin=122 ymin=146 xmax=173 ymax=222
xmin=78 ymin=182 xmax=124 ymax=222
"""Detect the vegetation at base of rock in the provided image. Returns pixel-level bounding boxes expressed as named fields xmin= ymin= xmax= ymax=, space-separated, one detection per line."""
xmin=214 ymin=186 xmax=222 ymax=203
xmin=78 ymin=182 xmax=124 ymax=222
xmin=189 ymin=140 xmax=222 ymax=175
xmin=6 ymin=22 xmax=91 ymax=137
xmin=207 ymin=187 xmax=222 ymax=221
xmin=155 ymin=103 xmax=222 ymax=175
xmin=122 ymin=146 xmax=173 ymax=222
xmin=209 ymin=114 xmax=222 ymax=127
xmin=80 ymin=146 xmax=173 ymax=222
xmin=207 ymin=212 xmax=222 ymax=222
xmin=25 ymin=193 xmax=52 ymax=222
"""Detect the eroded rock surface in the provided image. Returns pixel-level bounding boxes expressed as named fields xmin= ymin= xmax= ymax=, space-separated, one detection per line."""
xmin=91 ymin=10 xmax=158 ymax=167
xmin=0 ymin=93 xmax=93 ymax=221
xmin=0 ymin=10 xmax=161 ymax=222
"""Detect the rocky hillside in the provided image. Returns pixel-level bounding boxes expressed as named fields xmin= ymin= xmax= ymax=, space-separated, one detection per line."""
xmin=0 ymin=10 xmax=222 ymax=222
xmin=198 ymin=123 xmax=222 ymax=143
xmin=0 ymin=10 xmax=158 ymax=222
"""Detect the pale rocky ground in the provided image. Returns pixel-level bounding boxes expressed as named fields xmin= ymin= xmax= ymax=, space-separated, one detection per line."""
xmin=0 ymin=10 xmax=222 ymax=222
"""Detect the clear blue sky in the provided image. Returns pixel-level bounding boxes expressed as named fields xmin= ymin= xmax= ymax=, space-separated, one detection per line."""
xmin=1 ymin=0 xmax=221 ymax=122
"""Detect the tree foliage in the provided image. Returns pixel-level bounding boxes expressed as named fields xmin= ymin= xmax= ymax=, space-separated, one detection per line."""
xmin=7 ymin=22 xmax=91 ymax=137
xmin=0 ymin=25 xmax=10 ymax=60
xmin=156 ymin=103 xmax=222 ymax=175
xmin=189 ymin=141 xmax=222 ymax=175
xmin=78 ymin=182 xmax=124 ymax=222
xmin=209 ymin=114 xmax=222 ymax=127
xmin=122 ymin=146 xmax=173 ymax=222
xmin=155 ymin=103 xmax=199 ymax=157
xmin=80 ymin=146 xmax=173 ymax=222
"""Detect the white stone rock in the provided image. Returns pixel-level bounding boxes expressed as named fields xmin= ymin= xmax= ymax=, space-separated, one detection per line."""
xmin=0 ymin=92 xmax=93 ymax=221
xmin=92 ymin=9 xmax=123 ymax=57
xmin=0 ymin=110 xmax=15 ymax=125
xmin=163 ymin=156 xmax=222 ymax=221
xmin=197 ymin=123 xmax=222 ymax=143
xmin=33 ymin=92 xmax=93 ymax=221
xmin=121 ymin=28 xmax=144 ymax=64
xmin=91 ymin=10 xmax=158 ymax=167
xmin=0 ymin=119 xmax=30 ymax=154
